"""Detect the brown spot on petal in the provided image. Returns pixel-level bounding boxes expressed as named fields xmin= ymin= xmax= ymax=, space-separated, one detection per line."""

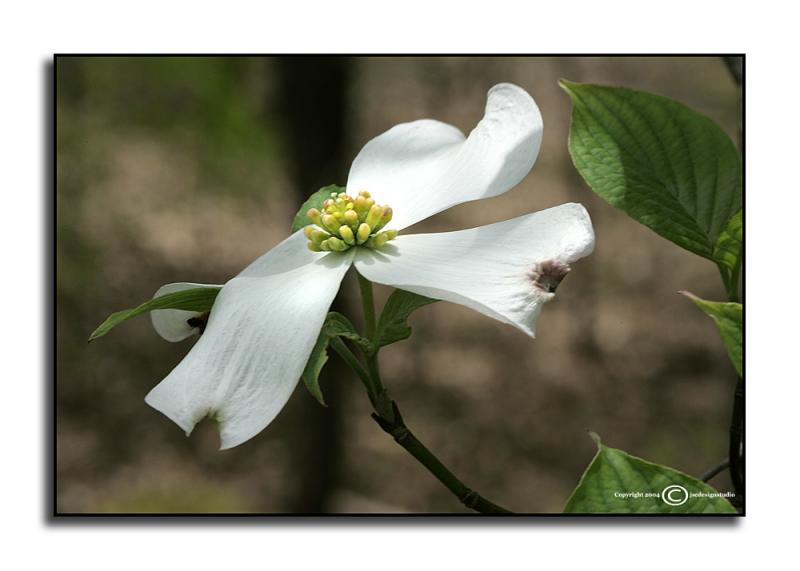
xmin=529 ymin=260 xmax=571 ymax=293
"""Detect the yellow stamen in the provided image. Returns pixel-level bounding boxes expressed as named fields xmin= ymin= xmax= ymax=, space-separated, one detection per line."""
xmin=355 ymin=223 xmax=371 ymax=244
xmin=339 ymin=226 xmax=355 ymax=245
xmin=304 ymin=190 xmax=397 ymax=252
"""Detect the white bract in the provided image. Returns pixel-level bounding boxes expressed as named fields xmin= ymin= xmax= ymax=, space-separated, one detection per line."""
xmin=145 ymin=83 xmax=596 ymax=449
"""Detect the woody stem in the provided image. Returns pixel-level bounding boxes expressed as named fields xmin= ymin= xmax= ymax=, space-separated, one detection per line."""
xmin=351 ymin=275 xmax=512 ymax=514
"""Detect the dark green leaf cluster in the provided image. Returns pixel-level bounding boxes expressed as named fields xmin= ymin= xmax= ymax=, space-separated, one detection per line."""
xmin=562 ymin=80 xmax=743 ymax=378
xmin=562 ymin=81 xmax=743 ymax=513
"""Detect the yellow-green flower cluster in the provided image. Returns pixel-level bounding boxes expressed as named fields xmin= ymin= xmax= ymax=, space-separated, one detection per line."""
xmin=304 ymin=190 xmax=398 ymax=252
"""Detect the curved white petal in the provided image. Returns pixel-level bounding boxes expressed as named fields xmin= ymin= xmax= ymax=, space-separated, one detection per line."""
xmin=346 ymin=83 xmax=543 ymax=230
xmin=150 ymin=282 xmax=223 ymax=342
xmin=146 ymin=232 xmax=353 ymax=449
xmin=354 ymin=203 xmax=595 ymax=337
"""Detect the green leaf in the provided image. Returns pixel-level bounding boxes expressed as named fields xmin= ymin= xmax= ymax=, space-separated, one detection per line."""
xmin=681 ymin=292 xmax=743 ymax=376
xmin=301 ymin=312 xmax=369 ymax=406
xmin=89 ymin=287 xmax=221 ymax=341
xmin=564 ymin=433 xmax=738 ymax=514
xmin=290 ymin=184 xmax=345 ymax=233
xmin=373 ymin=289 xmax=437 ymax=349
xmin=302 ymin=330 xmax=333 ymax=406
xmin=713 ymin=209 xmax=743 ymax=272
xmin=560 ymin=81 xmax=742 ymax=265
xmin=323 ymin=312 xmax=370 ymax=349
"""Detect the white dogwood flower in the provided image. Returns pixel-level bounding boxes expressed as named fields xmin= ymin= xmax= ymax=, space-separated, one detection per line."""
xmin=145 ymin=83 xmax=595 ymax=449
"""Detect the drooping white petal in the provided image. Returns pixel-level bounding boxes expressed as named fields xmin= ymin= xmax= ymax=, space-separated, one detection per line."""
xmin=145 ymin=232 xmax=353 ymax=449
xmin=346 ymin=83 xmax=543 ymax=230
xmin=354 ymin=203 xmax=595 ymax=337
xmin=150 ymin=282 xmax=223 ymax=342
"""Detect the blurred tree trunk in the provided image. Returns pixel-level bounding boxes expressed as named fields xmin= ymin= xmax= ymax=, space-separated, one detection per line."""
xmin=274 ymin=56 xmax=354 ymax=513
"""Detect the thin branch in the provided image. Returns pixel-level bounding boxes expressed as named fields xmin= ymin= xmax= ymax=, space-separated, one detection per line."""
xmin=329 ymin=337 xmax=375 ymax=401
xmin=357 ymin=272 xmax=377 ymax=339
xmin=352 ymin=278 xmax=512 ymax=513
xmin=372 ymin=400 xmax=511 ymax=514
xmin=700 ymin=458 xmax=730 ymax=482
xmin=729 ymin=377 xmax=744 ymax=498
xmin=363 ymin=355 xmax=512 ymax=513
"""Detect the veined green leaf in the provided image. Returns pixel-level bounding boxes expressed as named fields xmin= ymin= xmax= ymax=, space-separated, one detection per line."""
xmin=301 ymin=312 xmax=369 ymax=406
xmin=564 ymin=433 xmax=738 ymax=514
xmin=89 ymin=287 xmax=221 ymax=341
xmin=560 ymin=81 xmax=742 ymax=265
xmin=291 ymin=184 xmax=345 ymax=233
xmin=374 ymin=289 xmax=437 ymax=349
xmin=681 ymin=292 xmax=743 ymax=376
xmin=713 ymin=209 xmax=743 ymax=272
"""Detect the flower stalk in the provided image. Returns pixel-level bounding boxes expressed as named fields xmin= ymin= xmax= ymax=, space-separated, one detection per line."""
xmin=357 ymin=273 xmax=377 ymax=340
xmin=344 ymin=275 xmax=512 ymax=514
xmin=370 ymin=400 xmax=511 ymax=514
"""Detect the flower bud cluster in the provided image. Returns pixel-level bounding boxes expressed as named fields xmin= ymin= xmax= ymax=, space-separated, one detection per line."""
xmin=304 ymin=190 xmax=398 ymax=252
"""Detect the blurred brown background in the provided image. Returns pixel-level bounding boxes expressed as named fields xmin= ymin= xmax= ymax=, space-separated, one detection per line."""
xmin=55 ymin=56 xmax=740 ymax=514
